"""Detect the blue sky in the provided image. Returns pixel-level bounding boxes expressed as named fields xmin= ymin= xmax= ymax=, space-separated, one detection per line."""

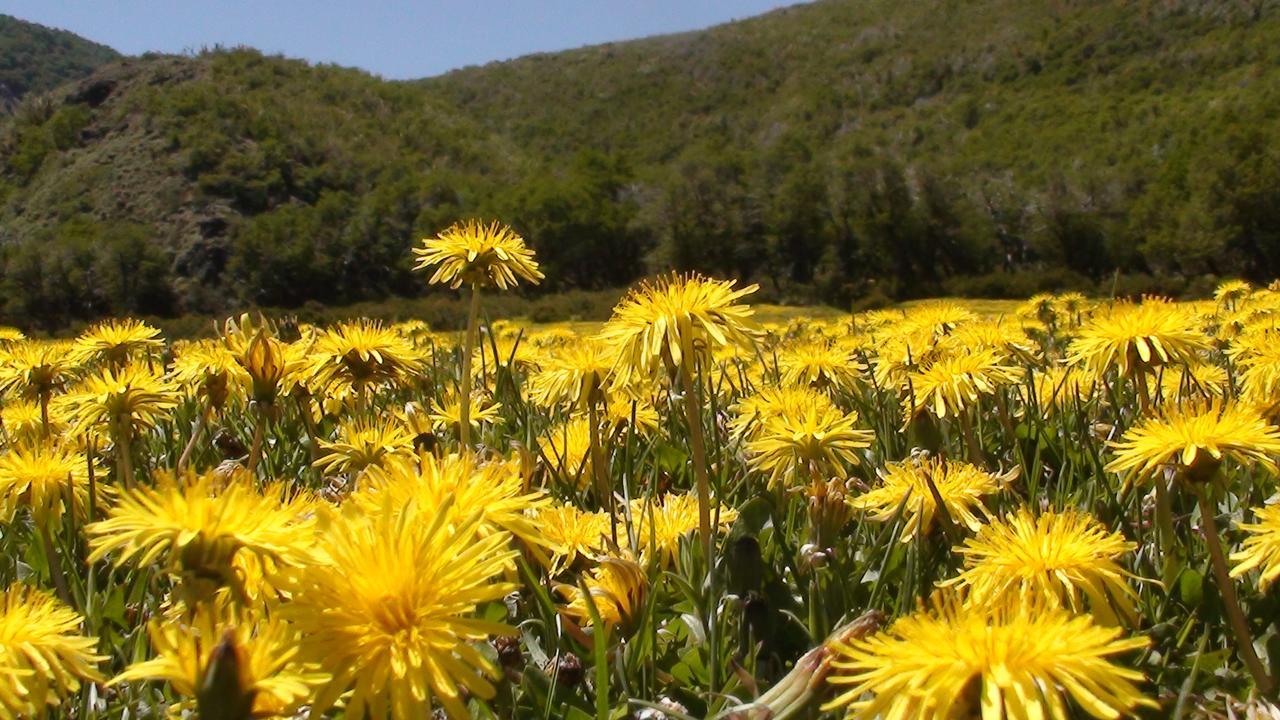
xmin=1 ymin=1 xmax=801 ymax=79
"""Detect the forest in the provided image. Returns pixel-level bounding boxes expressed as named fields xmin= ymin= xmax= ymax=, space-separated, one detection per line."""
xmin=0 ymin=0 xmax=1276 ymax=329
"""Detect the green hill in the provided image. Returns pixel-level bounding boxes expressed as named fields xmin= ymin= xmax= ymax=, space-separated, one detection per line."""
xmin=0 ymin=15 xmax=117 ymax=106
xmin=1 ymin=0 xmax=1279 ymax=329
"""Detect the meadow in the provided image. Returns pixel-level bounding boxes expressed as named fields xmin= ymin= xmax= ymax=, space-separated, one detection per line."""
xmin=2 ymin=221 xmax=1280 ymax=719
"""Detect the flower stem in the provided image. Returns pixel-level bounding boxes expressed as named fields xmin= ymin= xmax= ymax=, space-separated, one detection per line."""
xmin=959 ymin=409 xmax=983 ymax=466
xmin=246 ymin=407 xmax=266 ymax=476
xmin=1154 ymin=475 xmax=1177 ymax=562
xmin=39 ymin=392 xmax=50 ymax=440
xmin=1193 ymin=484 xmax=1274 ymax=695
xmin=39 ymin=523 xmax=72 ymax=608
xmin=115 ymin=422 xmax=134 ymax=489
xmin=177 ymin=407 xmax=208 ymax=474
xmin=677 ymin=328 xmax=717 ymax=692
xmin=460 ymin=285 xmax=482 ymax=448
xmin=587 ymin=398 xmax=617 ymax=545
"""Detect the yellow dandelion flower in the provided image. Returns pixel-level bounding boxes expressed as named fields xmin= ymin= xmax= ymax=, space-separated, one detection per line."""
xmin=87 ymin=470 xmax=316 ymax=604
xmin=314 ymin=417 xmax=417 ymax=480
xmin=357 ymin=452 xmax=550 ymax=552
xmin=1231 ymin=334 xmax=1280 ymax=412
xmin=602 ymin=394 xmax=660 ymax=434
xmin=822 ymin=593 xmax=1154 ymax=719
xmin=777 ymin=339 xmax=864 ymax=393
xmin=476 ymin=332 xmax=542 ymax=374
xmin=936 ymin=319 xmax=1038 ymax=361
xmin=1216 ymin=279 xmax=1253 ymax=312
xmin=558 ymin=554 xmax=648 ymax=632
xmin=392 ymin=319 xmax=433 ymax=342
xmin=1017 ymin=293 xmax=1059 ymax=328
xmin=896 ymin=301 xmax=977 ymax=340
xmin=0 ymin=327 xmax=24 ymax=343
xmin=1025 ymin=365 xmax=1098 ymax=418
xmin=0 ymin=583 xmax=105 ymax=717
xmin=867 ymin=329 xmax=940 ymax=390
xmin=0 ymin=340 xmax=78 ymax=405
xmin=904 ymin=348 xmax=1022 ymax=423
xmin=308 ymin=320 xmax=423 ymax=396
xmin=597 ymin=273 xmax=758 ymax=388
xmin=286 ymin=501 xmax=516 ymax=719
xmin=1105 ymin=400 xmax=1280 ymax=483
xmin=414 ymin=219 xmax=544 ymax=290
xmin=0 ymin=441 xmax=96 ymax=527
xmin=113 ymin=603 xmax=326 ymax=718
xmin=631 ymin=493 xmax=738 ymax=567
xmin=54 ymin=361 xmax=180 ymax=438
xmin=170 ymin=340 xmax=248 ymax=410
xmin=943 ymin=508 xmax=1140 ymax=626
xmin=745 ymin=404 xmax=873 ymax=488
xmin=531 ymin=503 xmax=610 ymax=572
xmin=851 ymin=456 xmax=1008 ymax=542
xmin=1 ymin=400 xmax=66 ymax=444
xmin=70 ymin=318 xmax=163 ymax=367
xmin=541 ymin=417 xmax=595 ymax=488
xmin=526 ymin=340 xmax=616 ymax=410
xmin=729 ymin=386 xmax=837 ymax=442
xmin=429 ymin=392 xmax=504 ymax=434
xmin=1146 ymin=362 xmax=1229 ymax=404
xmin=1231 ymin=505 xmax=1280 ymax=590
xmin=1068 ymin=299 xmax=1210 ymax=380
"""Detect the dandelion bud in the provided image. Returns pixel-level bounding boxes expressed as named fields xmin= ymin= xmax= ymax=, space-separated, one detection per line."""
xmin=244 ymin=330 xmax=285 ymax=405
xmin=493 ymin=635 xmax=524 ymax=671
xmin=196 ymin=630 xmax=256 ymax=720
xmin=545 ymin=652 xmax=583 ymax=687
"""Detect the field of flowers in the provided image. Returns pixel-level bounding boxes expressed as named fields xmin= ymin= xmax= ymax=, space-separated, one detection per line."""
xmin=4 ymin=221 xmax=1280 ymax=719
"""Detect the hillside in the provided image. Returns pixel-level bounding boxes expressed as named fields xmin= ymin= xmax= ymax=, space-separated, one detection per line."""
xmin=1 ymin=0 xmax=1279 ymax=329
xmin=0 ymin=15 xmax=117 ymax=108
xmin=429 ymin=0 xmax=1280 ymax=288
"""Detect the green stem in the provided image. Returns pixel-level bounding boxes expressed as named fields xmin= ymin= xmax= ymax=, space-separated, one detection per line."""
xmin=959 ymin=409 xmax=983 ymax=466
xmin=177 ymin=407 xmax=208 ymax=474
xmin=295 ymin=394 xmax=323 ymax=482
xmin=40 ymin=523 xmax=72 ymax=608
xmin=1193 ymin=484 xmax=1274 ymax=696
xmin=460 ymin=285 xmax=482 ymax=448
xmin=115 ymin=423 xmax=134 ymax=489
xmin=246 ymin=408 xmax=266 ymax=476
xmin=39 ymin=392 xmax=50 ymax=440
xmin=588 ymin=397 xmax=617 ymax=546
xmin=1154 ymin=476 xmax=1177 ymax=564
xmin=677 ymin=328 xmax=717 ymax=693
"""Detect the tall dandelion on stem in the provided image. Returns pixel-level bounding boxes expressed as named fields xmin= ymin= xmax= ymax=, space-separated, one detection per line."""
xmin=222 ymin=315 xmax=294 ymax=475
xmin=597 ymin=273 xmax=758 ymax=692
xmin=414 ymin=220 xmax=543 ymax=447
xmin=1070 ymin=299 xmax=1211 ymax=559
xmin=54 ymin=363 xmax=179 ymax=488
xmin=598 ymin=273 xmax=759 ymax=559
xmin=1107 ymin=400 xmax=1280 ymax=693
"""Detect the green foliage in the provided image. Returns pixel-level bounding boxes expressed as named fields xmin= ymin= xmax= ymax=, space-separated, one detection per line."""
xmin=0 ymin=14 xmax=117 ymax=99
xmin=2 ymin=1 xmax=1280 ymax=329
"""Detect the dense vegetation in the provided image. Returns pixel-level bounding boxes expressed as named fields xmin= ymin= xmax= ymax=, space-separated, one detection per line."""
xmin=1 ymin=0 xmax=1279 ymax=329
xmin=0 ymin=14 xmax=116 ymax=103
xmin=7 ymin=277 xmax=1280 ymax=717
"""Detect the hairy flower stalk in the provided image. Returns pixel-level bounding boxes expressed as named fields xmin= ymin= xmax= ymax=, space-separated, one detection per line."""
xmin=460 ymin=285 xmax=481 ymax=447
xmin=1195 ymin=482 xmax=1274 ymax=695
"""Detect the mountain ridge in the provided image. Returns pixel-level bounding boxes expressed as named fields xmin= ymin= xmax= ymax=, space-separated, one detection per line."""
xmin=1 ymin=0 xmax=1278 ymax=329
xmin=0 ymin=14 xmax=118 ymax=109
